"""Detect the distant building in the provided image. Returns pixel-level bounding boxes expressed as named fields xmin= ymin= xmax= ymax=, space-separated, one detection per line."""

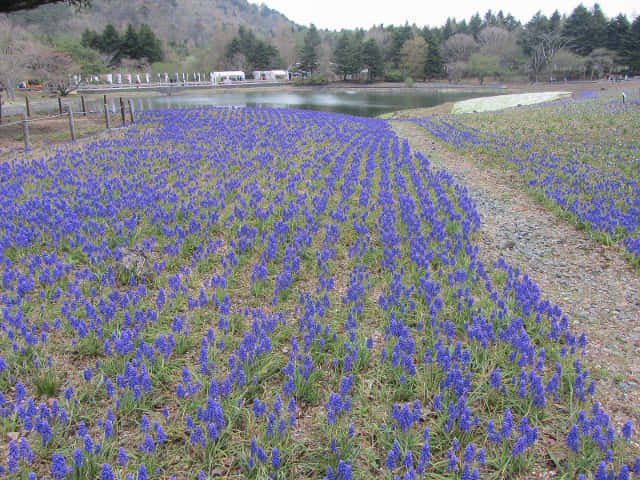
xmin=252 ymin=70 xmax=288 ymax=81
xmin=212 ymin=71 xmax=246 ymax=83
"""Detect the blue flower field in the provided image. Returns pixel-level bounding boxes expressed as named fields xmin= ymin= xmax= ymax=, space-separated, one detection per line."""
xmin=0 ymin=105 xmax=637 ymax=479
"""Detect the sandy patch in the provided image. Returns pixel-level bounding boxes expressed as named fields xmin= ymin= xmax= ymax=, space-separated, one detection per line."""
xmin=452 ymin=91 xmax=571 ymax=113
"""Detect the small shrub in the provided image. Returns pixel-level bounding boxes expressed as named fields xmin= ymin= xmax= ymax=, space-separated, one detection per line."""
xmin=293 ymin=73 xmax=328 ymax=86
xmin=384 ymin=69 xmax=404 ymax=82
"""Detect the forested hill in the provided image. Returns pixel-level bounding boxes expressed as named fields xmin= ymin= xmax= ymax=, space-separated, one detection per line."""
xmin=10 ymin=0 xmax=302 ymax=58
xmin=4 ymin=0 xmax=639 ymax=90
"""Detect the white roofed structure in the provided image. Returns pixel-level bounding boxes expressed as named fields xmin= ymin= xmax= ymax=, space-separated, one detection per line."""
xmin=212 ymin=71 xmax=245 ymax=83
xmin=252 ymin=70 xmax=289 ymax=81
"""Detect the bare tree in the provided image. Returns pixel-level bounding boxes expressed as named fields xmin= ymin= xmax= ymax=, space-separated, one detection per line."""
xmin=0 ymin=16 xmax=79 ymax=99
xmin=224 ymin=52 xmax=250 ymax=72
xmin=443 ymin=33 xmax=478 ymax=63
xmin=588 ymin=48 xmax=616 ymax=79
xmin=479 ymin=27 xmax=524 ymax=73
xmin=529 ymin=33 xmax=565 ymax=81
xmin=478 ymin=27 xmax=511 ymax=55
xmin=548 ymin=48 xmax=586 ymax=80
xmin=316 ymin=33 xmax=333 ymax=77
xmin=0 ymin=16 xmax=30 ymax=101
xmin=24 ymin=43 xmax=77 ymax=80
xmin=272 ymin=22 xmax=299 ymax=68
xmin=119 ymin=56 xmax=150 ymax=72
xmin=446 ymin=61 xmax=465 ymax=83
xmin=365 ymin=26 xmax=393 ymax=57
xmin=519 ymin=13 xmax=566 ymax=82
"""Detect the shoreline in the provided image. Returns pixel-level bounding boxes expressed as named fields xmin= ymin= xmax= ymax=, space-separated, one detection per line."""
xmin=1 ymin=82 xmax=503 ymax=118
xmin=1 ymin=79 xmax=600 ymax=117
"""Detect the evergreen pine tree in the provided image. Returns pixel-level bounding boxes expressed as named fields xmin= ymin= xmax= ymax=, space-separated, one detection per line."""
xmin=563 ymin=5 xmax=596 ymax=55
xmin=607 ymin=14 xmax=631 ymax=56
xmin=101 ymin=24 xmax=121 ymax=56
xmin=624 ymin=16 xmax=640 ymax=73
xmin=424 ymin=41 xmax=444 ymax=78
xmin=362 ymin=39 xmax=383 ymax=81
xmin=300 ymin=24 xmax=321 ymax=74
xmin=589 ymin=4 xmax=608 ymax=51
xmin=387 ymin=23 xmax=413 ymax=68
xmin=122 ymin=24 xmax=140 ymax=58
xmin=81 ymin=28 xmax=101 ymax=51
xmin=469 ymin=13 xmax=482 ymax=40
xmin=422 ymin=29 xmax=444 ymax=78
xmin=332 ymin=32 xmax=352 ymax=80
xmin=137 ymin=24 xmax=163 ymax=63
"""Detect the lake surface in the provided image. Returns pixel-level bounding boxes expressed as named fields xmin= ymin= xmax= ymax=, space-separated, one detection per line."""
xmin=115 ymin=87 xmax=505 ymax=118
xmin=8 ymin=86 xmax=507 ymax=118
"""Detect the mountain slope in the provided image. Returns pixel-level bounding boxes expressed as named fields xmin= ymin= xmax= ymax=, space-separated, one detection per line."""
xmin=10 ymin=0 xmax=305 ymax=64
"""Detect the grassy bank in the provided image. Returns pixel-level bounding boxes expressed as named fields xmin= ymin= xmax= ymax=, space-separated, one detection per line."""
xmin=402 ymin=85 xmax=640 ymax=266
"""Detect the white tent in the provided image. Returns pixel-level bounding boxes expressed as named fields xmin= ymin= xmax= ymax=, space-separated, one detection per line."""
xmin=253 ymin=70 xmax=288 ymax=81
xmin=212 ymin=71 xmax=245 ymax=83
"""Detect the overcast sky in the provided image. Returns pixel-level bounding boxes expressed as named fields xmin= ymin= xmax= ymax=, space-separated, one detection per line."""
xmin=247 ymin=0 xmax=638 ymax=30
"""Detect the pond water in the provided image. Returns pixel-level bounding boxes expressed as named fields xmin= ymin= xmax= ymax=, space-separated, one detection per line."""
xmin=101 ymin=87 xmax=506 ymax=118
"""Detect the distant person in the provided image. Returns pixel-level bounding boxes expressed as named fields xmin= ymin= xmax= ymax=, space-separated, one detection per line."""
xmin=622 ymin=92 xmax=627 ymax=105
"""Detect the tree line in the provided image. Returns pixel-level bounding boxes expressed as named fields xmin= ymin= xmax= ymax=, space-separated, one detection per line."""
xmin=73 ymin=4 xmax=640 ymax=83
xmin=81 ymin=23 xmax=163 ymax=65
xmin=221 ymin=4 xmax=640 ymax=83
xmin=2 ymin=1 xmax=640 ymax=99
xmin=224 ymin=26 xmax=281 ymax=72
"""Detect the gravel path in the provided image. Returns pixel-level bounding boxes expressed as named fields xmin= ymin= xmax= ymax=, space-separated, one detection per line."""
xmin=392 ymin=120 xmax=640 ymax=430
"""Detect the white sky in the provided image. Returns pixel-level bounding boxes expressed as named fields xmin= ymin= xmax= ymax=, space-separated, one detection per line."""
xmin=248 ymin=0 xmax=638 ymax=30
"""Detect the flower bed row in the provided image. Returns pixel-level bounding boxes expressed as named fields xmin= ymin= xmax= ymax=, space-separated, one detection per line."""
xmin=407 ymin=91 xmax=640 ymax=264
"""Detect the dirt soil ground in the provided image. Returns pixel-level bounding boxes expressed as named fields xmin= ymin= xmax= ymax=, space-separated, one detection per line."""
xmin=0 ymin=111 xmax=128 ymax=161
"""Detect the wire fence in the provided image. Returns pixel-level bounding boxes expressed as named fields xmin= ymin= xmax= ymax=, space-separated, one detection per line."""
xmin=0 ymin=94 xmax=136 ymax=155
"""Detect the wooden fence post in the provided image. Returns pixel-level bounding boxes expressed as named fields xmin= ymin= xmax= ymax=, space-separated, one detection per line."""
xmin=0 ymin=92 xmax=3 ymax=124
xmin=128 ymin=99 xmax=135 ymax=123
xmin=81 ymin=95 xmax=87 ymax=116
xmin=67 ymin=106 xmax=76 ymax=141
xmin=25 ymin=96 xmax=31 ymax=117
xmin=119 ymin=97 xmax=126 ymax=126
xmin=104 ymin=94 xmax=110 ymax=130
xmin=22 ymin=112 xmax=31 ymax=151
xmin=57 ymin=96 xmax=63 ymax=115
